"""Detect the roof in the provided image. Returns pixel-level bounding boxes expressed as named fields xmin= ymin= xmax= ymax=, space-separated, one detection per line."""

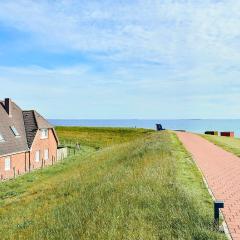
xmin=0 ymin=101 xmax=28 ymax=156
xmin=22 ymin=111 xmax=38 ymax=148
xmin=23 ymin=110 xmax=58 ymax=148
xmin=33 ymin=110 xmax=54 ymax=129
xmin=0 ymin=99 xmax=57 ymax=156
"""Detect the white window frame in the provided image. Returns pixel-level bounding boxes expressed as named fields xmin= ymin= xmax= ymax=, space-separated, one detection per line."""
xmin=0 ymin=133 xmax=4 ymax=142
xmin=44 ymin=149 xmax=49 ymax=160
xmin=4 ymin=156 xmax=11 ymax=171
xmin=10 ymin=126 xmax=20 ymax=137
xmin=40 ymin=129 xmax=48 ymax=139
xmin=35 ymin=150 xmax=40 ymax=162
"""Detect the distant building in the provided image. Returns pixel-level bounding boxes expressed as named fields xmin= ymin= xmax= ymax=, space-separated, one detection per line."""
xmin=0 ymin=98 xmax=59 ymax=180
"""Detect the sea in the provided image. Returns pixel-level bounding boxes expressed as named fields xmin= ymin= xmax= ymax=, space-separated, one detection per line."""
xmin=49 ymin=119 xmax=240 ymax=137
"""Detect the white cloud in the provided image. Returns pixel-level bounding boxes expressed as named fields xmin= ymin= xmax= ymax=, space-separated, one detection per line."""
xmin=0 ymin=1 xmax=240 ymax=118
xmin=1 ymin=61 xmax=240 ymax=118
xmin=0 ymin=0 xmax=240 ymax=64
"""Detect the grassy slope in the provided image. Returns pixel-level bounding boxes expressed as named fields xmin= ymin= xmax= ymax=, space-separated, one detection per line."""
xmin=201 ymin=134 xmax=240 ymax=157
xmin=0 ymin=128 xmax=226 ymax=240
xmin=56 ymin=126 xmax=153 ymax=149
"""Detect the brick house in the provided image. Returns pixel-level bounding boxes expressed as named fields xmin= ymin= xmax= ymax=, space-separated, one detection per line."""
xmin=0 ymin=98 xmax=59 ymax=180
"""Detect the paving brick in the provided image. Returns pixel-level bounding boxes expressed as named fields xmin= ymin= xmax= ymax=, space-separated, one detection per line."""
xmin=176 ymin=132 xmax=240 ymax=240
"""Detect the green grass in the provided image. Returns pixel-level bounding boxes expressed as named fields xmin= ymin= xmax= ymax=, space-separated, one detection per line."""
xmin=201 ymin=134 xmax=240 ymax=157
xmin=0 ymin=127 xmax=226 ymax=239
xmin=56 ymin=126 xmax=154 ymax=149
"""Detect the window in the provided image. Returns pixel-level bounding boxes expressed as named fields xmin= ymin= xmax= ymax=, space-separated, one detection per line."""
xmin=4 ymin=157 xmax=11 ymax=171
xmin=10 ymin=126 xmax=20 ymax=137
xmin=0 ymin=133 xmax=4 ymax=142
xmin=35 ymin=150 xmax=40 ymax=162
xmin=44 ymin=149 xmax=49 ymax=160
xmin=41 ymin=129 xmax=48 ymax=139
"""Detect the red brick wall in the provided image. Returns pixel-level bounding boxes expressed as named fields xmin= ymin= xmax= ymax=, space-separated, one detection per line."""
xmin=0 ymin=151 xmax=29 ymax=179
xmin=29 ymin=129 xmax=58 ymax=170
xmin=0 ymin=128 xmax=58 ymax=180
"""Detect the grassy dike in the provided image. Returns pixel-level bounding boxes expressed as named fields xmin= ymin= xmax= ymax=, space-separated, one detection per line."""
xmin=56 ymin=126 xmax=154 ymax=149
xmin=0 ymin=128 xmax=226 ymax=239
xmin=201 ymin=133 xmax=240 ymax=157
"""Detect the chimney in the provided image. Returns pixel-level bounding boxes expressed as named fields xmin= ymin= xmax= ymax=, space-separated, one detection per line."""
xmin=4 ymin=98 xmax=12 ymax=117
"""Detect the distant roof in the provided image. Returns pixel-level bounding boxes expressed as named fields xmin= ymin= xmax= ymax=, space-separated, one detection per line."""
xmin=0 ymin=99 xmax=57 ymax=156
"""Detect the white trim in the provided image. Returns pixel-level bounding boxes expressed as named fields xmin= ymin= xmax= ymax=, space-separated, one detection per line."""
xmin=40 ymin=129 xmax=49 ymax=139
xmin=0 ymin=133 xmax=5 ymax=142
xmin=0 ymin=150 xmax=29 ymax=158
xmin=35 ymin=150 xmax=40 ymax=162
xmin=44 ymin=149 xmax=49 ymax=160
xmin=4 ymin=156 xmax=11 ymax=171
xmin=10 ymin=125 xmax=20 ymax=137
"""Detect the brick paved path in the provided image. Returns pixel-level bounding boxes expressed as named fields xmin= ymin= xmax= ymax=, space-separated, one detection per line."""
xmin=176 ymin=131 xmax=240 ymax=240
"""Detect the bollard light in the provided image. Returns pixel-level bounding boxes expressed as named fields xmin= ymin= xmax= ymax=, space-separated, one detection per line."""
xmin=214 ymin=200 xmax=224 ymax=228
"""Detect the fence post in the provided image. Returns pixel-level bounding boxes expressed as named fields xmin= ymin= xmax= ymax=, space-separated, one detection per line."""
xmin=29 ymin=158 xmax=31 ymax=172
xmin=41 ymin=158 xmax=43 ymax=169
xmin=13 ymin=167 xmax=16 ymax=178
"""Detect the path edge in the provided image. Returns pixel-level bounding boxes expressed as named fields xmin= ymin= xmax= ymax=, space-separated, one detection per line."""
xmin=175 ymin=132 xmax=232 ymax=240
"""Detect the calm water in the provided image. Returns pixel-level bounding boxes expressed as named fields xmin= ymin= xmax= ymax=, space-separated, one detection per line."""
xmin=49 ymin=119 xmax=240 ymax=137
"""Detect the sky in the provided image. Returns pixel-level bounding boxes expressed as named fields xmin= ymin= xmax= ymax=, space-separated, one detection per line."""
xmin=0 ymin=0 xmax=240 ymax=119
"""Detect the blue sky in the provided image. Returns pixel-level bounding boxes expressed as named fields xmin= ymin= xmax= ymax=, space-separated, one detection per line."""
xmin=0 ymin=0 xmax=240 ymax=119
